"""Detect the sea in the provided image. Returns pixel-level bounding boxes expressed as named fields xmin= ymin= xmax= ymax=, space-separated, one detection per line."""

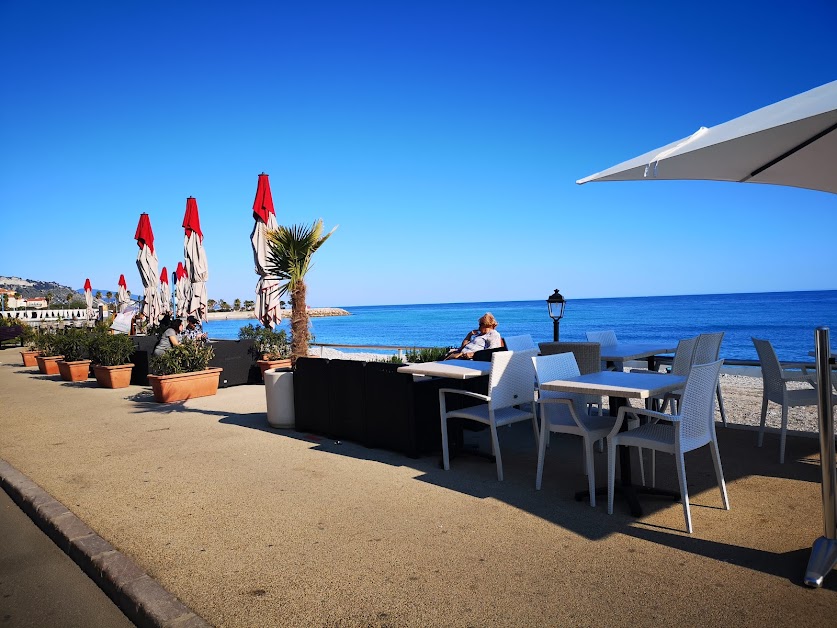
xmin=202 ymin=290 xmax=837 ymax=363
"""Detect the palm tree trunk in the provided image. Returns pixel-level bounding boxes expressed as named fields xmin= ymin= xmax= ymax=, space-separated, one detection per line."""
xmin=290 ymin=281 xmax=309 ymax=364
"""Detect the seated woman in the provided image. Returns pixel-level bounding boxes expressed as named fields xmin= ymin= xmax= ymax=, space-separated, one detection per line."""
xmin=443 ymin=312 xmax=502 ymax=360
xmin=153 ymin=318 xmax=184 ymax=356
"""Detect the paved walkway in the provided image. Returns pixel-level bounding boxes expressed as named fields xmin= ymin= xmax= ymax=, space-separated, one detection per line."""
xmin=1 ymin=350 xmax=836 ymax=626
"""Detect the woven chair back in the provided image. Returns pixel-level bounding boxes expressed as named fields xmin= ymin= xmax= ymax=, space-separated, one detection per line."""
xmin=488 ymin=348 xmax=538 ymax=409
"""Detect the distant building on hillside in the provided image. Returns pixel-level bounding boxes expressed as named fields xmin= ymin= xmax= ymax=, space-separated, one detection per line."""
xmin=1 ymin=290 xmax=48 ymax=309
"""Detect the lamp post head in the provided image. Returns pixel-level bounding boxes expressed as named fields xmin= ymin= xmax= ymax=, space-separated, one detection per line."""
xmin=546 ymin=289 xmax=566 ymax=321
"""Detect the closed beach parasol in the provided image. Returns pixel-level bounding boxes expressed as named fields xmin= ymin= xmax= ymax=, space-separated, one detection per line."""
xmin=117 ymin=274 xmax=129 ymax=313
xmin=174 ymin=262 xmax=189 ymax=318
xmin=576 ymin=79 xmax=837 ymax=587
xmin=183 ymin=197 xmax=208 ymax=322
xmin=83 ymin=278 xmax=94 ymax=322
xmin=134 ymin=213 xmax=162 ymax=324
xmin=251 ymin=173 xmax=281 ymax=328
xmin=159 ymin=266 xmax=172 ymax=316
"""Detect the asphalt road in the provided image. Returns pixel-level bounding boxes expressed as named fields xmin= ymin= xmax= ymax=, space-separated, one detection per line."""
xmin=0 ymin=488 xmax=134 ymax=628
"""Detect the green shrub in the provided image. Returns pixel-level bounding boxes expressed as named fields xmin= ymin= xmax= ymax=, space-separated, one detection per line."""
xmin=149 ymin=339 xmax=214 ymax=375
xmin=33 ymin=331 xmax=59 ymax=355
xmin=238 ymin=323 xmax=291 ymax=359
xmin=404 ymin=347 xmax=449 ymax=363
xmin=53 ymin=328 xmax=91 ymax=362
xmin=89 ymin=333 xmax=136 ymax=366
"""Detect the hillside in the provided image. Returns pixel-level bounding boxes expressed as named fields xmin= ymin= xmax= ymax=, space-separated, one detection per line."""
xmin=0 ymin=276 xmax=80 ymax=304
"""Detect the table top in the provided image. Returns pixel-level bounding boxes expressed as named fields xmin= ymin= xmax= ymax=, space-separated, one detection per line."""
xmin=396 ymin=360 xmax=492 ymax=379
xmin=540 ymin=370 xmax=686 ymax=399
xmin=599 ymin=342 xmax=677 ymax=362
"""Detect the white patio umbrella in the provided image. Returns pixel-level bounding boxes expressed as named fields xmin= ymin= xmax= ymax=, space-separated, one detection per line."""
xmin=576 ymin=79 xmax=837 ymax=588
xmin=182 ymin=197 xmax=208 ymax=322
xmin=577 ymin=80 xmax=837 ymax=193
xmin=174 ymin=262 xmax=189 ymax=318
xmin=134 ymin=213 xmax=162 ymax=324
xmin=159 ymin=266 xmax=172 ymax=316
xmin=251 ymin=173 xmax=281 ymax=329
xmin=116 ymin=274 xmax=129 ymax=313
xmin=83 ymin=278 xmax=94 ymax=322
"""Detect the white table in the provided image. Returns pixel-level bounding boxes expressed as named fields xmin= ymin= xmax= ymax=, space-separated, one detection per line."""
xmin=397 ymin=360 xmax=491 ymax=379
xmin=599 ymin=343 xmax=678 ymax=370
xmin=541 ymin=370 xmax=686 ymax=516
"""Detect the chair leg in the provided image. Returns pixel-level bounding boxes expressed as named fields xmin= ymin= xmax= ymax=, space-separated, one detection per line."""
xmin=780 ymin=404 xmax=788 ymax=464
xmin=489 ymin=423 xmax=504 ymax=481
xmin=535 ymin=413 xmax=548 ymax=490
xmin=716 ymin=382 xmax=727 ymax=426
xmin=584 ymin=437 xmax=597 ymax=507
xmin=440 ymin=400 xmax=450 ymax=471
xmin=757 ymin=396 xmax=768 ymax=447
xmin=674 ymin=450 xmax=692 ymax=534
xmin=709 ymin=438 xmax=729 ymax=510
xmin=530 ymin=407 xmax=540 ymax=450
xmin=651 ymin=450 xmax=656 ymax=488
xmin=607 ymin=438 xmax=617 ymax=515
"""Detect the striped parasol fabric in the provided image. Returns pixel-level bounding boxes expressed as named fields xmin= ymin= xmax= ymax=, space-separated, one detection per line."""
xmin=182 ymin=197 xmax=208 ymax=322
xmin=250 ymin=173 xmax=281 ymax=329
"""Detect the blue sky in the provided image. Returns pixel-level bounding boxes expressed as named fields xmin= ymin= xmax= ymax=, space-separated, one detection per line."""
xmin=1 ymin=1 xmax=835 ymax=307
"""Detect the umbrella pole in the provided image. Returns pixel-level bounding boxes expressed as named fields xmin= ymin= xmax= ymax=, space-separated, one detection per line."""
xmin=804 ymin=327 xmax=837 ymax=587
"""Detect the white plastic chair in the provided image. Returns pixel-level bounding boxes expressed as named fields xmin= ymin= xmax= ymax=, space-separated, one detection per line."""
xmin=503 ymin=334 xmax=537 ymax=352
xmin=752 ymin=337 xmax=835 ymax=463
xmin=586 ymin=330 xmax=618 ymax=347
xmin=439 ymin=348 xmax=539 ymax=481
xmin=532 ymin=353 xmax=617 ymax=506
xmin=606 ymin=360 xmax=729 ymax=533
xmin=694 ymin=332 xmax=728 ymax=425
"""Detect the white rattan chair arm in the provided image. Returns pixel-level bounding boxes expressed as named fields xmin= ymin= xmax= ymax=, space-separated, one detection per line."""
xmin=439 ymin=388 xmax=490 ymax=403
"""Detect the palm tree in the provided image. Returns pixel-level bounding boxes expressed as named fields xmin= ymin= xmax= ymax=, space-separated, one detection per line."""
xmin=66 ymin=292 xmax=73 ymax=305
xmin=207 ymin=298 xmax=217 ymax=311
xmin=234 ymin=298 xmax=241 ymax=311
xmin=106 ymin=290 xmax=113 ymax=302
xmin=14 ymin=292 xmax=21 ymax=310
xmin=243 ymin=299 xmax=255 ymax=311
xmin=45 ymin=292 xmax=53 ymax=307
xmin=95 ymin=291 xmax=102 ymax=302
xmin=265 ymin=219 xmax=336 ymax=363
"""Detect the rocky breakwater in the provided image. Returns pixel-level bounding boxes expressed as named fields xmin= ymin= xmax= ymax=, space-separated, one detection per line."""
xmin=205 ymin=308 xmax=350 ymax=321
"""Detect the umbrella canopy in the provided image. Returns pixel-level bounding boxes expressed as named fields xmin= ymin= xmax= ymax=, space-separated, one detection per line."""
xmin=134 ymin=213 xmax=162 ymax=323
xmin=159 ymin=266 xmax=172 ymax=316
xmin=251 ymin=173 xmax=281 ymax=329
xmin=83 ymin=278 xmax=94 ymax=322
xmin=117 ymin=274 xmax=129 ymax=313
xmin=577 ymin=80 xmax=837 ymax=194
xmin=182 ymin=197 xmax=209 ymax=322
xmin=174 ymin=262 xmax=189 ymax=318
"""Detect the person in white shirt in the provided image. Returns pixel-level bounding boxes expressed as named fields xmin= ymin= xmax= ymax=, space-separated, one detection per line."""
xmin=444 ymin=312 xmax=502 ymax=360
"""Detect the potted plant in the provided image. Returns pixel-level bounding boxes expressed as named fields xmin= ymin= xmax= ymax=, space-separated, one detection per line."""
xmin=33 ymin=332 xmax=63 ymax=375
xmin=14 ymin=321 xmax=39 ymax=367
xmin=238 ymin=323 xmax=292 ymax=378
xmin=88 ymin=332 xmax=135 ymax=389
xmin=55 ymin=328 xmax=92 ymax=382
xmin=147 ymin=339 xmax=221 ymax=403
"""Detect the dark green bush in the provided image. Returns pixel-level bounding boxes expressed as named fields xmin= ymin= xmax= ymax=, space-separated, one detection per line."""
xmin=53 ymin=329 xmax=91 ymax=362
xmin=88 ymin=333 xmax=136 ymax=366
xmin=238 ymin=323 xmax=291 ymax=359
xmin=149 ymin=339 xmax=214 ymax=375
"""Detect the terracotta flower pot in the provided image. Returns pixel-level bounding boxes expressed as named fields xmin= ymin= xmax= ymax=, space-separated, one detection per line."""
xmin=147 ymin=367 xmax=223 ymax=403
xmin=36 ymin=355 xmax=64 ymax=375
xmin=21 ymin=350 xmax=40 ymax=367
xmin=93 ymin=364 xmax=134 ymax=389
xmin=58 ymin=360 xmax=92 ymax=382
xmin=257 ymin=358 xmax=293 ymax=379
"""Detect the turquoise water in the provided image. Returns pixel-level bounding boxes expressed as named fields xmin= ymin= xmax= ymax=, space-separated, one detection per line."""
xmin=203 ymin=290 xmax=837 ymax=363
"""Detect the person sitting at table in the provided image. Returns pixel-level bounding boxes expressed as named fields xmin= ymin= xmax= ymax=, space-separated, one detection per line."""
xmin=153 ymin=318 xmax=184 ymax=356
xmin=443 ymin=312 xmax=502 ymax=360
xmin=182 ymin=315 xmax=208 ymax=342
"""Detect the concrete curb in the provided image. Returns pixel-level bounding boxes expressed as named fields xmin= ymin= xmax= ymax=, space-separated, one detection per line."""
xmin=0 ymin=459 xmax=209 ymax=628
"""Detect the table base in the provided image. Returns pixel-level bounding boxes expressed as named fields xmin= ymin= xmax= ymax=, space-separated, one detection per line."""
xmin=575 ymin=483 xmax=680 ymax=517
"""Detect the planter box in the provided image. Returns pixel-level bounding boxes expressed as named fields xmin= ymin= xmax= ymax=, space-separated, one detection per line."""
xmin=257 ymin=358 xmax=293 ymax=379
xmin=21 ymin=350 xmax=40 ymax=367
xmin=58 ymin=360 xmax=92 ymax=382
xmin=36 ymin=355 xmax=64 ymax=375
xmin=147 ymin=367 xmax=223 ymax=403
xmin=93 ymin=363 xmax=134 ymax=389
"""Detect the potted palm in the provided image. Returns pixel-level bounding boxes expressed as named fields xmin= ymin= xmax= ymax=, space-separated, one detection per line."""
xmin=88 ymin=332 xmax=136 ymax=388
xmin=15 ymin=322 xmax=39 ymax=367
xmin=262 ymin=219 xmax=336 ymax=428
xmin=34 ymin=332 xmax=63 ymax=375
xmin=55 ymin=328 xmax=92 ymax=382
xmin=147 ymin=339 xmax=221 ymax=403
xmin=238 ymin=323 xmax=292 ymax=378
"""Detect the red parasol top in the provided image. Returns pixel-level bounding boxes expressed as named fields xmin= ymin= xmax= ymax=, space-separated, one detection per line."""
xmin=118 ymin=274 xmax=127 ymax=289
xmin=183 ymin=197 xmax=203 ymax=241
xmin=84 ymin=278 xmax=92 ymax=292
xmin=160 ymin=267 xmax=169 ymax=285
xmin=252 ymin=172 xmax=275 ymax=224
xmin=134 ymin=213 xmax=155 ymax=253
xmin=175 ymin=261 xmax=188 ymax=281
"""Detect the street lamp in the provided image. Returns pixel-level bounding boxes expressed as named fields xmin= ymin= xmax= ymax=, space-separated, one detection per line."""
xmin=546 ymin=289 xmax=566 ymax=341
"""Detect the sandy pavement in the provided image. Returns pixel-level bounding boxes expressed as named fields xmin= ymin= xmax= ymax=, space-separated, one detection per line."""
xmin=1 ymin=353 xmax=836 ymax=626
